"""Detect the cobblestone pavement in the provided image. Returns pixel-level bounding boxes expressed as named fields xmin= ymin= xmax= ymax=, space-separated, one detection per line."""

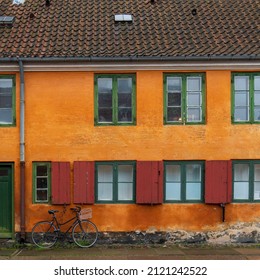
xmin=1 ymin=243 xmax=260 ymax=260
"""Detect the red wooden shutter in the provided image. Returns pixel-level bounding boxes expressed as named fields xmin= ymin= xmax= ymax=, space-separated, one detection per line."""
xmin=205 ymin=160 xmax=232 ymax=204
xmin=51 ymin=162 xmax=71 ymax=204
xmin=73 ymin=161 xmax=95 ymax=204
xmin=136 ymin=161 xmax=163 ymax=204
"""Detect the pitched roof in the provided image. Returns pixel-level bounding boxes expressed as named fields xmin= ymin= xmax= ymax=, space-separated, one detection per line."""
xmin=0 ymin=0 xmax=259 ymax=60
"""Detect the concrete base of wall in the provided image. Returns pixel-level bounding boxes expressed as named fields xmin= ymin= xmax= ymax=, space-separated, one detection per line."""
xmin=13 ymin=222 xmax=260 ymax=246
xmin=97 ymin=222 xmax=260 ymax=245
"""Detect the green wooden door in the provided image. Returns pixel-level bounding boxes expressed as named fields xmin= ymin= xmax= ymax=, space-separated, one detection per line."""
xmin=0 ymin=166 xmax=12 ymax=237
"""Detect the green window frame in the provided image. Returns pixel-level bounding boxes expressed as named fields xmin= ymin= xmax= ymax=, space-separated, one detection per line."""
xmin=233 ymin=160 xmax=260 ymax=203
xmin=33 ymin=162 xmax=51 ymax=204
xmin=232 ymin=72 xmax=260 ymax=123
xmin=163 ymin=73 xmax=205 ymax=125
xmin=95 ymin=161 xmax=136 ymax=203
xmin=94 ymin=74 xmax=136 ymax=125
xmin=0 ymin=75 xmax=16 ymax=126
xmin=164 ymin=161 xmax=204 ymax=203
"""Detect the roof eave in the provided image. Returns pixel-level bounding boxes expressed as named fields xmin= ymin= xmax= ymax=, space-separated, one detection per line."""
xmin=0 ymin=54 xmax=260 ymax=63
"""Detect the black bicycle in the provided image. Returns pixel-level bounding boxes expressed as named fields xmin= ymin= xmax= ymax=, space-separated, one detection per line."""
xmin=31 ymin=206 xmax=98 ymax=249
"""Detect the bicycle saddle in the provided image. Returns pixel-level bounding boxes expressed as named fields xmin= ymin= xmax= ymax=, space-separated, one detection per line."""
xmin=48 ymin=210 xmax=59 ymax=214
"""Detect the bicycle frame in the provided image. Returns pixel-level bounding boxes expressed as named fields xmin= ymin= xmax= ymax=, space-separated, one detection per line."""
xmin=50 ymin=214 xmax=79 ymax=235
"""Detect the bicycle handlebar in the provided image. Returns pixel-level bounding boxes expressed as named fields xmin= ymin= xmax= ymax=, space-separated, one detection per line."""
xmin=70 ymin=206 xmax=81 ymax=212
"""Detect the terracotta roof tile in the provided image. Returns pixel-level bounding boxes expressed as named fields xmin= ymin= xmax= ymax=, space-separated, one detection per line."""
xmin=0 ymin=0 xmax=259 ymax=59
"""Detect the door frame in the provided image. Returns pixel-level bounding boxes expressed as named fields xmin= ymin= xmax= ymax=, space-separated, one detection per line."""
xmin=0 ymin=162 xmax=14 ymax=238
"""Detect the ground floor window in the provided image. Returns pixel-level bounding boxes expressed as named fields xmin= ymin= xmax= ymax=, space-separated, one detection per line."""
xmin=95 ymin=161 xmax=135 ymax=203
xmin=164 ymin=161 xmax=204 ymax=203
xmin=33 ymin=162 xmax=51 ymax=203
xmin=233 ymin=160 xmax=260 ymax=202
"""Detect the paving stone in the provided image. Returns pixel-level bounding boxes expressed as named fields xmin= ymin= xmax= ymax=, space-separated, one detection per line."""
xmin=233 ymin=248 xmax=260 ymax=255
xmin=0 ymin=249 xmax=16 ymax=256
xmin=3 ymin=244 xmax=260 ymax=260
xmin=154 ymin=247 xmax=185 ymax=255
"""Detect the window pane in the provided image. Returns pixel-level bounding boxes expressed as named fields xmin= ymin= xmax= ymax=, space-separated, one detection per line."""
xmin=168 ymin=92 xmax=181 ymax=106
xmin=254 ymin=76 xmax=260 ymax=90
xmin=0 ymin=108 xmax=12 ymax=124
xmin=36 ymin=178 xmax=47 ymax=189
xmin=254 ymin=164 xmax=260 ymax=181
xmin=118 ymin=165 xmax=133 ymax=182
xmin=36 ymin=190 xmax=47 ymax=201
xmin=118 ymin=183 xmax=133 ymax=200
xmin=0 ymin=79 xmax=13 ymax=124
xmin=118 ymin=108 xmax=132 ymax=122
xmin=34 ymin=163 xmax=49 ymax=203
xmin=167 ymin=107 xmax=181 ymax=122
xmin=254 ymin=164 xmax=260 ymax=200
xmin=98 ymin=165 xmax=113 ymax=182
xmin=167 ymin=77 xmax=181 ymax=92
xmin=118 ymin=93 xmax=132 ymax=107
xmin=37 ymin=165 xmax=48 ymax=176
xmin=234 ymin=107 xmax=249 ymax=121
xmin=98 ymin=108 xmax=112 ymax=122
xmin=254 ymin=107 xmax=260 ymax=121
xmin=254 ymin=90 xmax=260 ymax=121
xmin=0 ymin=79 xmax=12 ymax=88
xmin=186 ymin=183 xmax=201 ymax=200
xmin=186 ymin=164 xmax=201 ymax=181
xmin=98 ymin=93 xmax=112 ymax=107
xmin=234 ymin=76 xmax=250 ymax=123
xmin=0 ymin=95 xmax=12 ymax=108
xmin=187 ymin=92 xmax=201 ymax=106
xmin=235 ymin=76 xmax=249 ymax=90
xmin=97 ymin=78 xmax=113 ymax=123
xmin=118 ymin=78 xmax=132 ymax=94
xmin=187 ymin=77 xmax=201 ymax=91
xmin=254 ymin=92 xmax=260 ymax=105
xmin=98 ymin=183 xmax=113 ymax=200
xmin=165 ymin=182 xmax=181 ymax=200
xmin=234 ymin=182 xmax=249 ymax=199
xmin=97 ymin=78 xmax=112 ymax=93
xmin=235 ymin=92 xmax=249 ymax=106
xmin=254 ymin=182 xmax=260 ymax=200
xmin=0 ymin=79 xmax=12 ymax=94
xmin=234 ymin=164 xmax=249 ymax=181
xmin=187 ymin=108 xmax=201 ymax=122
xmin=166 ymin=165 xmax=181 ymax=181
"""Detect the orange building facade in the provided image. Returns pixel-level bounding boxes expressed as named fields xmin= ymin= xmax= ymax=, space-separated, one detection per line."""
xmin=1 ymin=64 xmax=260 ymax=242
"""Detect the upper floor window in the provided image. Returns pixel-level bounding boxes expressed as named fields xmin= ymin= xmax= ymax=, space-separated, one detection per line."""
xmin=94 ymin=74 xmax=136 ymax=125
xmin=95 ymin=161 xmax=135 ymax=203
xmin=164 ymin=161 xmax=204 ymax=203
xmin=232 ymin=73 xmax=260 ymax=123
xmin=164 ymin=73 xmax=205 ymax=125
xmin=0 ymin=75 xmax=15 ymax=126
xmin=233 ymin=160 xmax=260 ymax=202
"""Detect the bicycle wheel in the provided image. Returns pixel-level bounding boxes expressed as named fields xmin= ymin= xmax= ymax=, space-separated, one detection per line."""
xmin=31 ymin=221 xmax=58 ymax=248
xmin=72 ymin=220 xmax=98 ymax=248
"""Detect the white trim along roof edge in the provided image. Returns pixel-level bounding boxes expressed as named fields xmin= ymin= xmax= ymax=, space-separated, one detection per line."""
xmin=0 ymin=61 xmax=260 ymax=72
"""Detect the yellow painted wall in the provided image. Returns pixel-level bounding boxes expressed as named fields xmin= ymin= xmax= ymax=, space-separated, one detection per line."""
xmin=24 ymin=70 xmax=260 ymax=162
xmin=1 ymin=69 xmax=260 ymax=233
